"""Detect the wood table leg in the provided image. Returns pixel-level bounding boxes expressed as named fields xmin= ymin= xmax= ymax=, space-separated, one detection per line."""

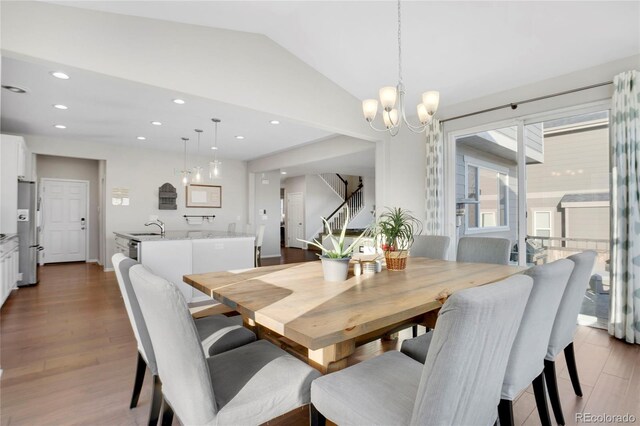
xmin=242 ymin=315 xmax=257 ymax=334
xmin=308 ymin=340 xmax=355 ymax=374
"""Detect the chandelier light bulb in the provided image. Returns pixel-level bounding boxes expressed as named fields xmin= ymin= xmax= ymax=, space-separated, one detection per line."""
xmin=182 ymin=174 xmax=189 ymax=186
xmin=362 ymin=99 xmax=379 ymax=122
xmin=417 ymin=103 xmax=431 ymax=124
xmin=422 ymin=91 xmax=440 ymax=114
xmin=383 ymin=109 xmax=399 ymax=129
xmin=379 ymin=86 xmax=397 ymax=111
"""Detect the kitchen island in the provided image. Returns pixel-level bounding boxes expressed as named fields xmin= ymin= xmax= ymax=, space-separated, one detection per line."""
xmin=114 ymin=230 xmax=255 ymax=302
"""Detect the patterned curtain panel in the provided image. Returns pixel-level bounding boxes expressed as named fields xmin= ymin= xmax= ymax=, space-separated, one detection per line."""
xmin=425 ymin=119 xmax=444 ymax=235
xmin=609 ymin=70 xmax=640 ymax=344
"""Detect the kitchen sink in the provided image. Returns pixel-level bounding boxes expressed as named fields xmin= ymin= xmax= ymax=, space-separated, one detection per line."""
xmin=129 ymin=232 xmax=161 ymax=236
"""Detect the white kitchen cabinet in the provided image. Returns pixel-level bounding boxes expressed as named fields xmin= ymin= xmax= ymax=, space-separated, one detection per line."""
xmin=1 ymin=135 xmax=21 ymax=234
xmin=0 ymin=237 xmax=19 ymax=307
xmin=192 ymin=238 xmax=254 ymax=273
xmin=16 ymin=138 xmax=26 ymax=179
xmin=126 ymin=233 xmax=255 ymax=303
xmin=139 ymin=240 xmax=195 ymax=302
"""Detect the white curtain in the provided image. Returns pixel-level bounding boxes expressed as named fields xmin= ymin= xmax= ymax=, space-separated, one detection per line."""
xmin=609 ymin=70 xmax=640 ymax=344
xmin=425 ymin=119 xmax=444 ymax=235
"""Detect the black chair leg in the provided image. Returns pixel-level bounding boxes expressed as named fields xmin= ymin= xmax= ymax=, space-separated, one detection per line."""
xmin=310 ymin=404 xmax=326 ymax=426
xmin=130 ymin=352 xmax=146 ymax=409
xmin=160 ymin=397 xmax=174 ymax=426
xmin=532 ymin=373 xmax=552 ymax=426
xmin=564 ymin=342 xmax=583 ymax=397
xmin=544 ymin=359 xmax=566 ymax=425
xmin=412 ymin=325 xmax=418 ymax=338
xmin=498 ymin=399 xmax=514 ymax=426
xmin=148 ymin=375 xmax=163 ymax=426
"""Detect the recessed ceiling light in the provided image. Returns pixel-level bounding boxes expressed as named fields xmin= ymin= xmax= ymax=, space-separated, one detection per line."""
xmin=2 ymin=85 xmax=27 ymax=94
xmin=281 ymin=171 xmax=287 ymax=175
xmin=172 ymin=99 xmax=185 ymax=105
xmin=270 ymin=120 xmax=280 ymax=125
xmin=137 ymin=136 xmax=147 ymax=140
xmin=211 ymin=146 xmax=218 ymax=150
xmin=54 ymin=124 xmax=67 ymax=129
xmin=151 ymin=121 xmax=162 ymax=126
xmin=53 ymin=104 xmax=68 ymax=110
xmin=235 ymin=135 xmax=245 ymax=140
xmin=51 ymin=71 xmax=70 ymax=80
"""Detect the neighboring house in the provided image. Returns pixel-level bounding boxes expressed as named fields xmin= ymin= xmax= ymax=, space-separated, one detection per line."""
xmin=455 ymin=111 xmax=610 ymax=269
xmin=526 ymin=112 xmax=610 ymax=244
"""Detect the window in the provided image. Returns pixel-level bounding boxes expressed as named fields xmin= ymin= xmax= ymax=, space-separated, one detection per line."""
xmin=465 ymin=158 xmax=509 ymax=230
xmin=533 ymin=211 xmax=552 ymax=237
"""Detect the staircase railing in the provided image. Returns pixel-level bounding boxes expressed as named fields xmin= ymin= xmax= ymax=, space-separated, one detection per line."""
xmin=323 ymin=183 xmax=364 ymax=232
xmin=319 ymin=173 xmax=347 ymax=200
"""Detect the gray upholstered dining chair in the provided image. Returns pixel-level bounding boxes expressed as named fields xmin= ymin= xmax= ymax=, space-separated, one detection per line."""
xmin=410 ymin=235 xmax=450 ymax=260
xmin=112 ymin=254 xmax=256 ymax=426
xmin=499 ymin=259 xmax=574 ymax=426
xmin=310 ymin=274 xmax=534 ymax=426
xmin=129 ymin=263 xmax=321 ymax=426
xmin=408 ymin=234 xmax=451 ymax=337
xmin=400 ymin=259 xmax=574 ymax=426
xmin=544 ymin=251 xmax=597 ymax=425
xmin=456 ymin=236 xmax=511 ymax=265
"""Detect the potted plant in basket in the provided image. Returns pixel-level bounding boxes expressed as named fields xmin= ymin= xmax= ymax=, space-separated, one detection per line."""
xmin=298 ymin=206 xmax=366 ymax=282
xmin=373 ymin=207 xmax=423 ymax=271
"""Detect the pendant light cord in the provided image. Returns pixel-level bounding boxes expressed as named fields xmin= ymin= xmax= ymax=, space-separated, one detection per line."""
xmin=397 ymin=0 xmax=403 ymax=86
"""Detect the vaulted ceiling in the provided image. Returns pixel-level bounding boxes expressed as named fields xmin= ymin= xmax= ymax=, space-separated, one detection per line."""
xmin=2 ymin=1 xmax=638 ymax=163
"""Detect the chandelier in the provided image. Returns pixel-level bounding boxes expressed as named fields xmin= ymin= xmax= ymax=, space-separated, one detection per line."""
xmin=209 ymin=118 xmax=222 ymax=179
xmin=362 ymin=0 xmax=440 ymax=136
xmin=192 ymin=129 xmax=204 ymax=183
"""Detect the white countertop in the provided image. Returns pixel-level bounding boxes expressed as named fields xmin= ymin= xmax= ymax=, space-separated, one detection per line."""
xmin=114 ymin=230 xmax=255 ymax=242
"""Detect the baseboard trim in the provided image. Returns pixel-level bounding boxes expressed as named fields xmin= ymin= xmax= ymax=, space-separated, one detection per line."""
xmin=261 ymin=254 xmax=281 ymax=259
xmin=103 ymin=267 xmax=114 ymax=272
xmin=86 ymin=259 xmax=99 ymax=264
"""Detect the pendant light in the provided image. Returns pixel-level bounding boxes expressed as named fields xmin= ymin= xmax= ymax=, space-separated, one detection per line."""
xmin=179 ymin=137 xmax=191 ymax=186
xmin=192 ymin=129 xmax=204 ymax=183
xmin=361 ymin=0 xmax=440 ymax=135
xmin=209 ymin=118 xmax=222 ymax=179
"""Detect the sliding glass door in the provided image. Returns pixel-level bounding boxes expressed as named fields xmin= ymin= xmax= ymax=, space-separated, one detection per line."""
xmin=524 ymin=110 xmax=610 ymax=327
xmin=451 ymin=106 xmax=611 ymax=327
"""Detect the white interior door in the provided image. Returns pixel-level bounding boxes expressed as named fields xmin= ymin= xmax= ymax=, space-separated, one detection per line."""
xmin=286 ymin=192 xmax=304 ymax=249
xmin=41 ymin=179 xmax=88 ymax=263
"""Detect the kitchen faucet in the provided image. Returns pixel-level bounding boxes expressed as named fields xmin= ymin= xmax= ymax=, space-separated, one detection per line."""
xmin=144 ymin=219 xmax=165 ymax=236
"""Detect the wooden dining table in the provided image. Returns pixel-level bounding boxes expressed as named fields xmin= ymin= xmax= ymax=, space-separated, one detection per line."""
xmin=184 ymin=257 xmax=527 ymax=373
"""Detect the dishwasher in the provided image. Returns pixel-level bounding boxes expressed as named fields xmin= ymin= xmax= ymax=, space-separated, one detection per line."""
xmin=115 ymin=235 xmax=140 ymax=261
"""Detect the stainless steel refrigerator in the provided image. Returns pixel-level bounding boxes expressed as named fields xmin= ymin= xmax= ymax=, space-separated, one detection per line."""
xmin=17 ymin=181 xmax=41 ymax=286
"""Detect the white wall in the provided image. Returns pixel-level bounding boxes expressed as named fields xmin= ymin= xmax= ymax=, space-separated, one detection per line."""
xmin=36 ymin=155 xmax=101 ymax=262
xmin=254 ymin=171 xmax=281 ymax=257
xmin=375 ymin=131 xmax=427 ymax=222
xmin=25 ymin=136 xmax=248 ymax=269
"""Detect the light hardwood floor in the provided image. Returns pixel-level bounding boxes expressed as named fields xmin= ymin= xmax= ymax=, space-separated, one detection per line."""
xmin=1 ymin=262 xmax=638 ymax=425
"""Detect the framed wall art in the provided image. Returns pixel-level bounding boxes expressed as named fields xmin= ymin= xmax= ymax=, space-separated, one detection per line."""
xmin=186 ymin=184 xmax=222 ymax=208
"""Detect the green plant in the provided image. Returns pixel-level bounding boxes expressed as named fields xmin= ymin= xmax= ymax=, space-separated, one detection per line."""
xmin=373 ymin=207 xmax=423 ymax=254
xmin=298 ymin=206 xmax=366 ymax=259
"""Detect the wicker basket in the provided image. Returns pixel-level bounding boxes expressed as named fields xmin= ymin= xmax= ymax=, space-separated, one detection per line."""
xmin=385 ymin=252 xmax=408 ymax=271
